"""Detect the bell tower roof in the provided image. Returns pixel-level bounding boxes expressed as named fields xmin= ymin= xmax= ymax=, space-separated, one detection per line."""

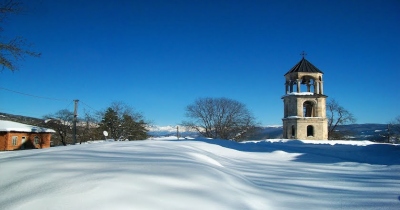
xmin=284 ymin=57 xmax=324 ymax=76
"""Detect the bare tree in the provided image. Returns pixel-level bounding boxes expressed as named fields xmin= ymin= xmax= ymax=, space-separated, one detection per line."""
xmin=44 ymin=109 xmax=74 ymax=146
xmin=77 ymin=109 xmax=101 ymax=143
xmin=327 ymin=99 xmax=356 ymax=139
xmin=183 ymin=97 xmax=258 ymax=141
xmin=388 ymin=115 xmax=400 ymax=143
xmin=0 ymin=0 xmax=40 ymax=71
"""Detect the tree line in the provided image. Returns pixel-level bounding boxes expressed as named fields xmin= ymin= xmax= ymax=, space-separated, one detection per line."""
xmin=43 ymin=102 xmax=149 ymax=146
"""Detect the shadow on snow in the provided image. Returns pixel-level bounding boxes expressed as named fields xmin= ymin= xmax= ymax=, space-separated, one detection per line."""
xmin=186 ymin=138 xmax=400 ymax=165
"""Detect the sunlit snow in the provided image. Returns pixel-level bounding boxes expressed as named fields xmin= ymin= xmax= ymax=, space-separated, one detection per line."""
xmin=1 ymin=138 xmax=399 ymax=209
xmin=0 ymin=120 xmax=55 ymax=133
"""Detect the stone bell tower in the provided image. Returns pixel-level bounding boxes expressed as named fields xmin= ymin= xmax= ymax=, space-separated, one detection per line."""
xmin=282 ymin=54 xmax=328 ymax=140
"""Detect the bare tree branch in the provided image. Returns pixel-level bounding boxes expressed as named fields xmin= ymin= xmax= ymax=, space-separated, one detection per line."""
xmin=183 ymin=97 xmax=258 ymax=141
xmin=327 ymin=99 xmax=356 ymax=139
xmin=0 ymin=0 xmax=40 ymax=71
xmin=43 ymin=109 xmax=74 ymax=146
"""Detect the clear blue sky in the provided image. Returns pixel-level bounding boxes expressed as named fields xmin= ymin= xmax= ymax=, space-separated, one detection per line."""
xmin=1 ymin=0 xmax=399 ymax=126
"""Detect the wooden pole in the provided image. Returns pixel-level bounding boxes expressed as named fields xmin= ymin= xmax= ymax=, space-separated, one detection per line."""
xmin=73 ymin=99 xmax=79 ymax=145
xmin=177 ymin=126 xmax=179 ymax=140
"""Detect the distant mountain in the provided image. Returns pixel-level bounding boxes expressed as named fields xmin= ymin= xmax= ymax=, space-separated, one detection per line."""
xmin=248 ymin=126 xmax=284 ymax=140
xmin=334 ymin=124 xmax=390 ymax=142
xmin=146 ymin=125 xmax=285 ymax=139
xmin=147 ymin=125 xmax=201 ymax=138
xmin=251 ymin=124 xmax=391 ymax=142
xmin=0 ymin=112 xmax=44 ymax=126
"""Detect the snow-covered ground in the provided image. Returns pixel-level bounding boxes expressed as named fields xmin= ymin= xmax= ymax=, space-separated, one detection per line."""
xmin=1 ymin=138 xmax=399 ymax=209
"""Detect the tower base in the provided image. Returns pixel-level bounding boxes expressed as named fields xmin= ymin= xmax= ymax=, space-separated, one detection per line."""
xmin=282 ymin=117 xmax=328 ymax=140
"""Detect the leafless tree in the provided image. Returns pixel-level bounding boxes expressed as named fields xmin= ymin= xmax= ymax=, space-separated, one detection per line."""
xmin=182 ymin=97 xmax=258 ymax=141
xmin=44 ymin=109 xmax=74 ymax=146
xmin=327 ymin=99 xmax=356 ymax=139
xmin=388 ymin=115 xmax=400 ymax=143
xmin=77 ymin=109 xmax=101 ymax=143
xmin=0 ymin=0 xmax=40 ymax=71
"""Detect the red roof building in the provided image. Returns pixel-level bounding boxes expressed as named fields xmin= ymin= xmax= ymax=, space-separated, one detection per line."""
xmin=0 ymin=120 xmax=55 ymax=151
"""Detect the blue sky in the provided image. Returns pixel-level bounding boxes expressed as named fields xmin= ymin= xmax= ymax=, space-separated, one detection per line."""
xmin=0 ymin=0 xmax=399 ymax=126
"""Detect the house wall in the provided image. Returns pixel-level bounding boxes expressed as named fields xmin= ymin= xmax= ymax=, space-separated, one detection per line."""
xmin=0 ymin=132 xmax=52 ymax=151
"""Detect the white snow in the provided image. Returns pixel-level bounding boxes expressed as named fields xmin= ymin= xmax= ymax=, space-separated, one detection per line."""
xmin=147 ymin=125 xmax=197 ymax=133
xmin=284 ymin=92 xmax=315 ymax=96
xmin=1 ymin=138 xmax=399 ymax=209
xmin=263 ymin=125 xmax=283 ymax=128
xmin=286 ymin=116 xmax=322 ymax=119
xmin=0 ymin=120 xmax=55 ymax=133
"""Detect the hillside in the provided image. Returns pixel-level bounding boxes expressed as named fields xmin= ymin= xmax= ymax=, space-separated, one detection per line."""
xmin=0 ymin=112 xmax=44 ymax=126
xmin=251 ymin=124 xmax=392 ymax=142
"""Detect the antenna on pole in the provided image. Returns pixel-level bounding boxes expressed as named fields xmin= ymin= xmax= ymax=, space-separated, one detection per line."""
xmin=73 ymin=99 xmax=79 ymax=145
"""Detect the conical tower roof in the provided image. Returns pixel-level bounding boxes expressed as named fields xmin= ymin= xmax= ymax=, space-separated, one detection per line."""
xmin=285 ymin=57 xmax=324 ymax=76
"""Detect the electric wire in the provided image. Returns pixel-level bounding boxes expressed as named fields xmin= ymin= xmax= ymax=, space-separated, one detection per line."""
xmin=0 ymin=86 xmax=70 ymax=102
xmin=0 ymin=86 xmax=100 ymax=116
xmin=80 ymin=101 xmax=100 ymax=113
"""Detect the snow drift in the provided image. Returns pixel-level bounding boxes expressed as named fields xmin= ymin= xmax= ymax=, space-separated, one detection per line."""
xmin=1 ymin=138 xmax=399 ymax=209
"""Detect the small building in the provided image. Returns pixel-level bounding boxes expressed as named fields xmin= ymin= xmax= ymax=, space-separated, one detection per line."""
xmin=0 ymin=120 xmax=55 ymax=151
xmin=282 ymin=55 xmax=328 ymax=140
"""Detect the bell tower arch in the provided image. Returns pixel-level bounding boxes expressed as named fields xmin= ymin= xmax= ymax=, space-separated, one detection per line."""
xmin=282 ymin=54 xmax=328 ymax=140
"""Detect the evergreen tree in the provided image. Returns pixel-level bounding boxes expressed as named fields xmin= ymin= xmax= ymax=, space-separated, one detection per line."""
xmin=98 ymin=102 xmax=148 ymax=140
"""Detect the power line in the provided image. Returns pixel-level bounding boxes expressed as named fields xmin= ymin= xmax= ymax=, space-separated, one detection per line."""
xmin=0 ymin=86 xmax=70 ymax=102
xmin=80 ymin=101 xmax=99 ymax=113
xmin=1 ymin=86 xmax=100 ymax=116
xmin=64 ymin=100 xmax=74 ymax=110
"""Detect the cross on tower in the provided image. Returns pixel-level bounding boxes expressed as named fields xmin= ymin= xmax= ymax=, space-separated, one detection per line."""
xmin=300 ymin=51 xmax=307 ymax=58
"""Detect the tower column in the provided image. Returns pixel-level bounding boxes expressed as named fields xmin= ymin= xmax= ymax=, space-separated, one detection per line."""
xmin=320 ymin=81 xmax=324 ymax=95
xmin=289 ymin=80 xmax=293 ymax=92
xmin=296 ymin=79 xmax=300 ymax=93
xmin=285 ymin=81 xmax=289 ymax=94
xmin=313 ymin=80 xmax=317 ymax=94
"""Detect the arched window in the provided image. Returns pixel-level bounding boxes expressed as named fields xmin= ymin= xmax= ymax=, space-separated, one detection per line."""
xmin=291 ymin=125 xmax=295 ymax=138
xmin=307 ymin=125 xmax=314 ymax=137
xmin=303 ymin=101 xmax=314 ymax=117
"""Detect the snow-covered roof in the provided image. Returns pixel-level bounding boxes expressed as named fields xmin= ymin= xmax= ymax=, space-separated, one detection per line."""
xmin=0 ymin=120 xmax=55 ymax=133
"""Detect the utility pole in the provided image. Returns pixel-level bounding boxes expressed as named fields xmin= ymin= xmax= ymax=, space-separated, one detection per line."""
xmin=73 ymin=99 xmax=79 ymax=145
